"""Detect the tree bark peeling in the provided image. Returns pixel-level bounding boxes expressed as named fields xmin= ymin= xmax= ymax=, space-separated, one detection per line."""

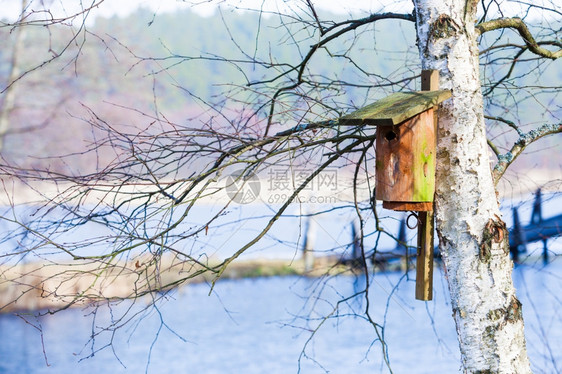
xmin=413 ymin=0 xmax=531 ymax=372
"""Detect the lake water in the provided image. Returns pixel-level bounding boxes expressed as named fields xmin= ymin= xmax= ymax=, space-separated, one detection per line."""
xmin=0 ymin=258 xmax=560 ymax=374
xmin=0 ymin=193 xmax=560 ymax=373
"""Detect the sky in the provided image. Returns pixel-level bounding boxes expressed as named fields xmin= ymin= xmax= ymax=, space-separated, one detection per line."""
xmin=2 ymin=0 xmax=556 ymax=24
xmin=0 ymin=0 xmax=412 ymax=21
xmin=97 ymin=0 xmax=413 ymax=17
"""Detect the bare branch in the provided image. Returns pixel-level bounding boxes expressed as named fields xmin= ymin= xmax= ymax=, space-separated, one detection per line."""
xmin=476 ymin=18 xmax=562 ymax=59
xmin=487 ymin=138 xmax=501 ymax=157
xmin=492 ymin=122 xmax=562 ymax=184
xmin=253 ymin=11 xmax=415 ymax=136
xmin=485 ymin=115 xmax=524 ymax=136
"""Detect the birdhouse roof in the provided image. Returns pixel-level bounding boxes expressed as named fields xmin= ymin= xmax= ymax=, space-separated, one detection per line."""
xmin=340 ymin=90 xmax=452 ymax=126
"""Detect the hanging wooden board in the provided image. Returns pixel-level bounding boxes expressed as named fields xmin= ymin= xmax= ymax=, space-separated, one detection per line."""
xmin=416 ymin=211 xmax=434 ymax=300
xmin=416 ymin=69 xmax=440 ymax=301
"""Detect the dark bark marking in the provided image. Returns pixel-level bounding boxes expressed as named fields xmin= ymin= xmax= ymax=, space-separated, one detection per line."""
xmin=506 ymin=295 xmax=523 ymax=322
xmin=430 ymin=14 xmax=461 ymax=40
xmin=486 ymin=295 xmax=523 ymax=332
xmin=479 ymin=216 xmax=509 ymax=262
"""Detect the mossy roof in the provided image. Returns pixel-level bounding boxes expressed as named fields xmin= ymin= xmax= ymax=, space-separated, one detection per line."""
xmin=340 ymin=90 xmax=452 ymax=126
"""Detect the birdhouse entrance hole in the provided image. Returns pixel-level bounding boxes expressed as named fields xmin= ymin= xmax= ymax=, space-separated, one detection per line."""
xmin=384 ymin=129 xmax=398 ymax=142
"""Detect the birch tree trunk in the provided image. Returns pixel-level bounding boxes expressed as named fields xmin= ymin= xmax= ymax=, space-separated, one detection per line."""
xmin=412 ymin=1 xmax=532 ymax=372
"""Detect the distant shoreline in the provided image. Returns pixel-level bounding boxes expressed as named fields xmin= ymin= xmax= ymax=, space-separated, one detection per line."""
xmin=0 ymin=255 xmax=365 ymax=314
xmin=1 ymin=168 xmax=559 ymax=206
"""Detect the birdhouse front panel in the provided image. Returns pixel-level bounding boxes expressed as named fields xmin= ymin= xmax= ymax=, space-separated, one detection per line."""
xmin=375 ymin=109 xmax=435 ymax=211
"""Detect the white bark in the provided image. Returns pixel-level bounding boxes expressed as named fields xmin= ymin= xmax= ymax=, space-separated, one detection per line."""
xmin=412 ymin=0 xmax=532 ymax=372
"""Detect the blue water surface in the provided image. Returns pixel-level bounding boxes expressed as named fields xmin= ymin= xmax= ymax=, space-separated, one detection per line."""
xmin=0 ymin=192 xmax=560 ymax=373
xmin=0 ymin=258 xmax=560 ymax=374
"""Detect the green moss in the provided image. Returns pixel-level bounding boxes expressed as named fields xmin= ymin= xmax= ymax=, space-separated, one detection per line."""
xmin=340 ymin=91 xmax=451 ymax=126
xmin=413 ymin=143 xmax=435 ymax=201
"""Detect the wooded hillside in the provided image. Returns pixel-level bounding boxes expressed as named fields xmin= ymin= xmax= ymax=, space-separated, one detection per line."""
xmin=0 ymin=8 xmax=559 ymax=180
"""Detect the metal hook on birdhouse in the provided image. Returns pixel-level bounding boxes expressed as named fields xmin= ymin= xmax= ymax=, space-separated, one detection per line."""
xmin=406 ymin=212 xmax=420 ymax=229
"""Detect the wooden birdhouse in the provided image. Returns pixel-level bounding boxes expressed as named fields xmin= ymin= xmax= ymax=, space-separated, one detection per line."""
xmin=340 ymin=70 xmax=452 ymax=301
xmin=341 ymin=89 xmax=451 ymax=210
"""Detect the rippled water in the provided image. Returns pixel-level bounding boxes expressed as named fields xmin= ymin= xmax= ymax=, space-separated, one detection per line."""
xmin=0 ymin=258 xmax=560 ymax=374
xmin=1 ymin=192 xmax=560 ymax=373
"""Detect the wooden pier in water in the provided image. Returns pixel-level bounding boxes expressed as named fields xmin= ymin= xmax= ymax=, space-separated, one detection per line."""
xmin=333 ymin=189 xmax=561 ymax=268
xmin=510 ymin=189 xmax=562 ymax=263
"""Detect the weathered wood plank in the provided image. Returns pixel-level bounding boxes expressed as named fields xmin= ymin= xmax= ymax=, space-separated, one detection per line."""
xmin=340 ymin=90 xmax=451 ymax=126
xmin=415 ymin=69 xmax=439 ymax=301
xmin=416 ymin=211 xmax=434 ymax=301
xmin=422 ymin=70 xmax=439 ymax=91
